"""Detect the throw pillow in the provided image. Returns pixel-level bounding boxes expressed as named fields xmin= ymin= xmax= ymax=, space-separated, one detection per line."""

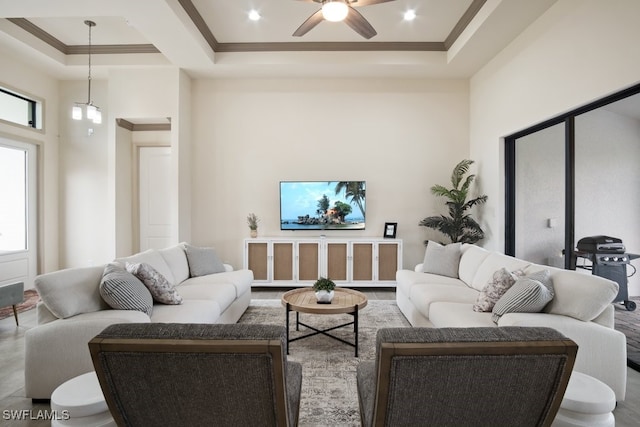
xmin=473 ymin=267 xmax=521 ymax=312
xmin=126 ymin=262 xmax=183 ymax=305
xmin=422 ymin=242 xmax=462 ymax=278
xmin=492 ymin=269 xmax=555 ymax=324
xmin=99 ymin=263 xmax=154 ymax=316
xmin=183 ymin=243 xmax=226 ymax=277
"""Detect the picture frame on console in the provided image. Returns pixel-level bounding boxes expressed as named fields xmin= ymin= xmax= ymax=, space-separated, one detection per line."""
xmin=383 ymin=222 xmax=397 ymax=238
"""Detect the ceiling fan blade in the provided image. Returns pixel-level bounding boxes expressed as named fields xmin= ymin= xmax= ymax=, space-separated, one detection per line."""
xmin=293 ymin=9 xmax=325 ymax=37
xmin=349 ymin=0 xmax=396 ymax=6
xmin=344 ymin=6 xmax=377 ymax=39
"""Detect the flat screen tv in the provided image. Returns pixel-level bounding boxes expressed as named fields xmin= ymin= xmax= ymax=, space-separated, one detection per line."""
xmin=280 ymin=181 xmax=366 ymax=230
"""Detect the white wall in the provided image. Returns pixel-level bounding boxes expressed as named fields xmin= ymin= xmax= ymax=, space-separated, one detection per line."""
xmin=0 ymin=47 xmax=59 ymax=274
xmin=58 ymin=80 xmax=109 ymax=267
xmin=190 ymin=78 xmax=469 ymax=269
xmin=108 ymin=68 xmax=190 ymax=259
xmin=470 ymin=0 xmax=640 ymax=294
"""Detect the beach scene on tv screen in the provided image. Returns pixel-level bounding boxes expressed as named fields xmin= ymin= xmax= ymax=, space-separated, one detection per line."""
xmin=281 ymin=181 xmax=366 ymax=230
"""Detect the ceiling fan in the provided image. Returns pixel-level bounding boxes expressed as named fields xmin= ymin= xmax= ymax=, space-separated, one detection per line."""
xmin=293 ymin=0 xmax=396 ymax=40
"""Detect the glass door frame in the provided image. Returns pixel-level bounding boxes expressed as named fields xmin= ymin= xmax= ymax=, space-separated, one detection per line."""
xmin=504 ymin=82 xmax=640 ymax=268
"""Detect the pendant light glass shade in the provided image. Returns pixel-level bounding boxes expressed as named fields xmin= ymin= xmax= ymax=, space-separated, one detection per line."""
xmin=322 ymin=1 xmax=349 ymax=22
xmin=72 ymin=105 xmax=82 ymax=120
xmin=72 ymin=20 xmax=101 ymax=124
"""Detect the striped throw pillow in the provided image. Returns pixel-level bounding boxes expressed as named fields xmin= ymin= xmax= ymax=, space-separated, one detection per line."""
xmin=100 ymin=263 xmax=153 ymax=316
xmin=492 ymin=269 xmax=554 ymax=324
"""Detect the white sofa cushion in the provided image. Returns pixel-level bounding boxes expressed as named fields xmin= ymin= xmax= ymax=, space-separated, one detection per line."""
xmin=410 ymin=284 xmax=479 ymax=320
xmin=396 ymin=270 xmax=468 ymax=300
xmin=150 ymin=299 xmax=221 ymax=323
xmin=177 ymin=282 xmax=238 ymax=313
xmin=545 ymin=269 xmax=619 ymax=321
xmin=116 ymin=249 xmax=176 ymax=286
xmin=159 ymin=244 xmax=190 ymax=284
xmin=458 ymin=244 xmax=490 ymax=286
xmin=181 ymin=270 xmax=254 ymax=298
xmin=422 ymin=242 xmax=461 ymax=278
xmin=429 ymin=302 xmax=496 ymax=328
xmin=35 ymin=266 xmax=108 ymax=319
xmin=469 ymin=252 xmax=531 ymax=291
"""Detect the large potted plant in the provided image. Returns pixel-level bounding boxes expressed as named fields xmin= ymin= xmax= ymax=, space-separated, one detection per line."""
xmin=419 ymin=159 xmax=488 ymax=245
xmin=313 ymin=277 xmax=336 ymax=303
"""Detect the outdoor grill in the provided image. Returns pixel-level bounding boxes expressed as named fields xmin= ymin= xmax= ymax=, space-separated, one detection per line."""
xmin=574 ymin=235 xmax=637 ymax=311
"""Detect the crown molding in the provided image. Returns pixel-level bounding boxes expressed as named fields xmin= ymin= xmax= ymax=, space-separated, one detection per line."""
xmin=7 ymin=18 xmax=159 ymax=55
xmin=179 ymin=0 xmax=483 ymax=54
xmin=117 ymin=119 xmax=171 ymax=131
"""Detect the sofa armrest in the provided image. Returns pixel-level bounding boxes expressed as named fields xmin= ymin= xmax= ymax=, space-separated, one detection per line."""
xmin=498 ymin=312 xmax=626 ymax=401
xmin=25 ymin=311 xmax=149 ymax=399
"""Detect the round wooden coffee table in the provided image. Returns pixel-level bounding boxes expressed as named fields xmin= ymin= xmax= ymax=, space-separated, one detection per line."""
xmin=281 ymin=287 xmax=368 ymax=356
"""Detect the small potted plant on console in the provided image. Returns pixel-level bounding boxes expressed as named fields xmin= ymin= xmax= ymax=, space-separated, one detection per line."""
xmin=313 ymin=277 xmax=336 ymax=304
xmin=247 ymin=213 xmax=259 ymax=238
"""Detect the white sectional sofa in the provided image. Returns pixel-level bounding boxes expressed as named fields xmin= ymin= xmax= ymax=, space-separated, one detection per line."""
xmin=25 ymin=243 xmax=253 ymax=399
xmin=396 ymin=243 xmax=628 ymax=401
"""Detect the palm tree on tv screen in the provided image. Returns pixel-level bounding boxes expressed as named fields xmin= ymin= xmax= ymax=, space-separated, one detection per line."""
xmin=333 ymin=181 xmax=365 ymax=220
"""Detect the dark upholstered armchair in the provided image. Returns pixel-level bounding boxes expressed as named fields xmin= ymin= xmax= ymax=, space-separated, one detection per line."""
xmin=356 ymin=327 xmax=577 ymax=427
xmin=89 ymin=323 xmax=302 ymax=427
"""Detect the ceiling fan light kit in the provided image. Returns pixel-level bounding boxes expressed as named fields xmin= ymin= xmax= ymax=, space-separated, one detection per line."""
xmin=293 ymin=0 xmax=396 ymax=40
xmin=322 ymin=1 xmax=349 ymax=22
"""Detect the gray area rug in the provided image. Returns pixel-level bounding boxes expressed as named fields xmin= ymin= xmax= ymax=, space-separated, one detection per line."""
xmin=238 ymin=299 xmax=410 ymax=427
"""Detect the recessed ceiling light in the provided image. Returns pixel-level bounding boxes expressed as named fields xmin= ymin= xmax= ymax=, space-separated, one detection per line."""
xmin=248 ymin=10 xmax=261 ymax=21
xmin=404 ymin=10 xmax=416 ymax=21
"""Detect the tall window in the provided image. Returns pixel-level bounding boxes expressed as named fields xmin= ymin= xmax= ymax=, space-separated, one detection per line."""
xmin=0 ymin=87 xmax=41 ymax=129
xmin=0 ymin=145 xmax=27 ymax=251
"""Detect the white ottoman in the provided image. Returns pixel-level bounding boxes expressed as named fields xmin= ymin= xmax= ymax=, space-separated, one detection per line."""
xmin=552 ymin=371 xmax=616 ymax=427
xmin=50 ymin=372 xmax=115 ymax=427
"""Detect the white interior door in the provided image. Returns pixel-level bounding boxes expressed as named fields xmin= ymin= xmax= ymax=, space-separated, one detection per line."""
xmin=0 ymin=138 xmax=37 ymax=288
xmin=139 ymin=146 xmax=172 ymax=251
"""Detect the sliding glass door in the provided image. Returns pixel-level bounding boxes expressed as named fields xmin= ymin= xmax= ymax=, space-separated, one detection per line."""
xmin=505 ymin=82 xmax=640 ymax=272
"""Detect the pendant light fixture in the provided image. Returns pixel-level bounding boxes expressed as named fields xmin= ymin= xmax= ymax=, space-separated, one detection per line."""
xmin=72 ymin=20 xmax=101 ymax=124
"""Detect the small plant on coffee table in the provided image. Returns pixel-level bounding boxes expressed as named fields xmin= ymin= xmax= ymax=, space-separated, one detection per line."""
xmin=313 ymin=277 xmax=335 ymax=292
xmin=313 ymin=277 xmax=336 ymax=304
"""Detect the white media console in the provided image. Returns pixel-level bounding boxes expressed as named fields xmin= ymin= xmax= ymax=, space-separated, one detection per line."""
xmin=244 ymin=237 xmax=402 ymax=287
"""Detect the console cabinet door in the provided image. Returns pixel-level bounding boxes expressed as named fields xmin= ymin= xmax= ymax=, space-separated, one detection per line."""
xmin=326 ymin=242 xmax=348 ymax=283
xmin=377 ymin=241 xmax=401 ymax=282
xmin=351 ymin=242 xmax=374 ymax=282
xmin=273 ymin=242 xmax=294 ymax=281
xmin=246 ymin=240 xmax=269 ymax=282
xmin=297 ymin=241 xmax=320 ymax=283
